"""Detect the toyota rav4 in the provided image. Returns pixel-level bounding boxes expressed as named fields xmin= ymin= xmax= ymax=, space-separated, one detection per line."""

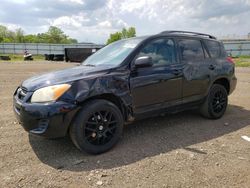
xmin=13 ymin=31 xmax=237 ymax=154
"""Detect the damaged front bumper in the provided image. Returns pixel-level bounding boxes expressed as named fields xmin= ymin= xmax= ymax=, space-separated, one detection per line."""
xmin=13 ymin=88 xmax=79 ymax=138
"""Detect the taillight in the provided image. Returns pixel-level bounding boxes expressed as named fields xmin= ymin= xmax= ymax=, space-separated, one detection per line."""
xmin=226 ymin=57 xmax=235 ymax=64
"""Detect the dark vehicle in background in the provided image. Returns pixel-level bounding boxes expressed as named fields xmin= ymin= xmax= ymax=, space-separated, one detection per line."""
xmin=65 ymin=48 xmax=100 ymax=62
xmin=13 ymin=31 xmax=237 ymax=154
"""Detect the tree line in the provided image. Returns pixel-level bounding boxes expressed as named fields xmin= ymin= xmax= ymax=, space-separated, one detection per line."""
xmin=0 ymin=25 xmax=78 ymax=44
xmin=106 ymin=27 xmax=136 ymax=44
xmin=0 ymin=25 xmax=136 ymax=44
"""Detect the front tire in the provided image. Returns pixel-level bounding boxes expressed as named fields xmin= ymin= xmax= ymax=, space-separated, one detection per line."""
xmin=70 ymin=99 xmax=124 ymax=154
xmin=200 ymin=84 xmax=228 ymax=119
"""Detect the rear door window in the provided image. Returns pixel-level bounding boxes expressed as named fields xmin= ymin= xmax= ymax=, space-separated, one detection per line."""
xmin=178 ymin=39 xmax=204 ymax=61
xmin=205 ymin=40 xmax=221 ymax=58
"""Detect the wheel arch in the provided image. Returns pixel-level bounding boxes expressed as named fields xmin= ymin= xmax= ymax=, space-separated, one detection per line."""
xmin=77 ymin=93 xmax=128 ymax=121
xmin=212 ymin=77 xmax=230 ymax=94
xmin=67 ymin=93 xmax=129 ymax=136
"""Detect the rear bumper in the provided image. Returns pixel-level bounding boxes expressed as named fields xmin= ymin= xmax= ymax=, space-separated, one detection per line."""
xmin=229 ymin=76 xmax=237 ymax=95
xmin=13 ymin=95 xmax=79 ymax=138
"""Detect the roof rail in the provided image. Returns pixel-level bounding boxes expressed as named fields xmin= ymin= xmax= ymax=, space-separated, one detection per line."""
xmin=160 ymin=30 xmax=217 ymax=39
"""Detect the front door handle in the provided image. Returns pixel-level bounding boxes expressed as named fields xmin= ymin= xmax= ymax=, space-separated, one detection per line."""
xmin=209 ymin=65 xmax=215 ymax=70
xmin=173 ymin=69 xmax=181 ymax=75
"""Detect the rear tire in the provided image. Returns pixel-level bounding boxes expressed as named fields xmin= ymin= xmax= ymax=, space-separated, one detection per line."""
xmin=200 ymin=84 xmax=228 ymax=119
xmin=70 ymin=99 xmax=124 ymax=154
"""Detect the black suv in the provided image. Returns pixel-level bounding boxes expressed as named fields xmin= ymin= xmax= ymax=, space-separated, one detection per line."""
xmin=13 ymin=31 xmax=237 ymax=154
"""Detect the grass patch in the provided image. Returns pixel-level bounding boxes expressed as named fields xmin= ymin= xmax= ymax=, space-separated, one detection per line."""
xmin=0 ymin=54 xmax=45 ymax=62
xmin=235 ymin=55 xmax=250 ymax=59
xmin=233 ymin=57 xmax=250 ymax=67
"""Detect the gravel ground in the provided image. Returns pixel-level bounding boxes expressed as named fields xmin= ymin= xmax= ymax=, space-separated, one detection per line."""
xmin=0 ymin=62 xmax=249 ymax=188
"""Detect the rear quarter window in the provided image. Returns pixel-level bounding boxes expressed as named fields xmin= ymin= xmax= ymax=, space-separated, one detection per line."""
xmin=205 ymin=40 xmax=221 ymax=58
xmin=178 ymin=39 xmax=204 ymax=61
xmin=219 ymin=43 xmax=227 ymax=57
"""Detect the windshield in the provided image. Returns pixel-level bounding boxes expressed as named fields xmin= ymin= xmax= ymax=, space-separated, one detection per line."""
xmin=82 ymin=38 xmax=144 ymax=67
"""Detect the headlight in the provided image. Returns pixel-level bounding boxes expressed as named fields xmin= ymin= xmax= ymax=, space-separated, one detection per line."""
xmin=31 ymin=84 xmax=71 ymax=103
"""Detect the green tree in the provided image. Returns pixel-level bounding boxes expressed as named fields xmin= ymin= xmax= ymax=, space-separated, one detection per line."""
xmin=23 ymin=34 xmax=37 ymax=43
xmin=36 ymin=33 xmax=49 ymax=43
xmin=0 ymin=24 xmax=78 ymax=44
xmin=15 ymin=28 xmax=24 ymax=43
xmin=4 ymin=30 xmax=15 ymax=42
xmin=126 ymin=27 xmax=136 ymax=38
xmin=0 ymin=25 xmax=16 ymax=42
xmin=0 ymin=25 xmax=8 ymax=42
xmin=67 ymin=38 xmax=78 ymax=44
xmin=121 ymin=27 xmax=136 ymax=39
xmin=106 ymin=27 xmax=136 ymax=44
xmin=106 ymin=32 xmax=122 ymax=44
xmin=46 ymin=26 xmax=68 ymax=44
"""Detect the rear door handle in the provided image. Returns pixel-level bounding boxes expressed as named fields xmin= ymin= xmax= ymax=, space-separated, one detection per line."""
xmin=209 ymin=65 xmax=215 ymax=70
xmin=173 ymin=69 xmax=182 ymax=75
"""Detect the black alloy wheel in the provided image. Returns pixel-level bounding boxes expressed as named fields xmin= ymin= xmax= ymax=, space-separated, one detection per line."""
xmin=211 ymin=90 xmax=227 ymax=114
xmin=70 ymin=99 xmax=123 ymax=154
xmin=200 ymin=84 xmax=228 ymax=119
xmin=85 ymin=110 xmax=118 ymax=146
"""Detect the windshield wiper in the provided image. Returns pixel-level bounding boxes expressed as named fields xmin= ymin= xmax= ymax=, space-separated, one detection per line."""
xmin=82 ymin=64 xmax=96 ymax=67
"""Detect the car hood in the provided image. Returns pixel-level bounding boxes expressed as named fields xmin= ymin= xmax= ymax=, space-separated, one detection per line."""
xmin=22 ymin=65 xmax=111 ymax=91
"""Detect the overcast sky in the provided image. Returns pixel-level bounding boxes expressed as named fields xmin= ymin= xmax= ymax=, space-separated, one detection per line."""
xmin=0 ymin=0 xmax=250 ymax=43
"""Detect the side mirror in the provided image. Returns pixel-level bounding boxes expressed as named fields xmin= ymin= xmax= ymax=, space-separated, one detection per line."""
xmin=134 ymin=56 xmax=153 ymax=68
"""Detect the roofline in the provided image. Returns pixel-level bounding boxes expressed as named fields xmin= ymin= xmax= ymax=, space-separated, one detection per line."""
xmin=159 ymin=30 xmax=217 ymax=40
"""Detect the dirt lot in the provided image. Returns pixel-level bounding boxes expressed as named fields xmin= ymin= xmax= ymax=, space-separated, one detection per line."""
xmin=0 ymin=62 xmax=250 ymax=188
